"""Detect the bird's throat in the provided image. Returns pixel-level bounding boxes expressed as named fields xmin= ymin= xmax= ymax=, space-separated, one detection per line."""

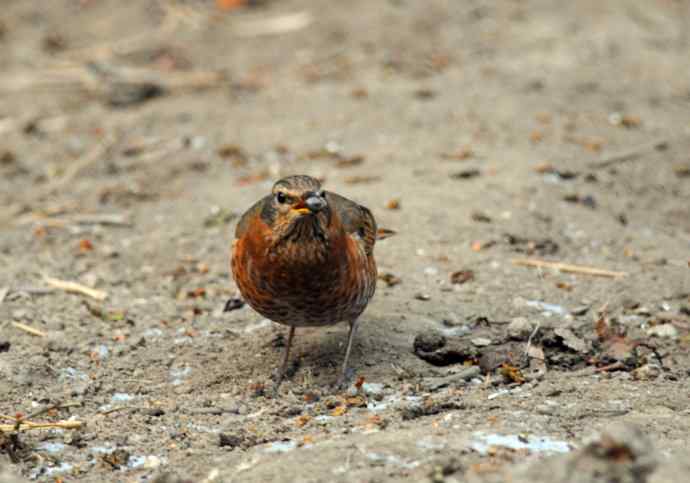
xmin=275 ymin=214 xmax=328 ymax=247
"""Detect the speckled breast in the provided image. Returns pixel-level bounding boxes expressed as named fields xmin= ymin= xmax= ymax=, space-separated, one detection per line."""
xmin=232 ymin=233 xmax=376 ymax=327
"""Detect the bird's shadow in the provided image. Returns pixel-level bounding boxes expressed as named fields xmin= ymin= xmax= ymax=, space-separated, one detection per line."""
xmin=275 ymin=324 xmax=353 ymax=374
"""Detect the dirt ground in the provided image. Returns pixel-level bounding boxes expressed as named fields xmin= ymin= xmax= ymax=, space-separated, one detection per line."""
xmin=1 ymin=0 xmax=690 ymax=482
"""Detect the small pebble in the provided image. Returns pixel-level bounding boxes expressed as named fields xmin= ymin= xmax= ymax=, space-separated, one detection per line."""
xmin=646 ymin=324 xmax=678 ymax=339
xmin=361 ymin=383 xmax=384 ymax=398
xmin=471 ymin=337 xmax=492 ymax=347
xmin=570 ymin=305 xmax=590 ymax=316
xmin=536 ymin=404 xmax=556 ymax=415
xmin=507 ymin=317 xmax=536 ymax=340
xmin=12 ymin=309 xmax=28 ymax=320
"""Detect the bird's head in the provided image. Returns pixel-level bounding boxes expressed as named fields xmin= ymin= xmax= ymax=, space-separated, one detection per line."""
xmin=266 ymin=175 xmax=330 ymax=243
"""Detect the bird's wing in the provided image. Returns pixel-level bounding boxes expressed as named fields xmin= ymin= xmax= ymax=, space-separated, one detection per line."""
xmin=326 ymin=191 xmax=377 ymax=255
xmin=234 ymin=195 xmax=272 ymax=239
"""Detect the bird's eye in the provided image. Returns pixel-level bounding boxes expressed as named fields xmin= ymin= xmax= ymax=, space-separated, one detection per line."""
xmin=276 ymin=192 xmax=287 ymax=204
xmin=318 ymin=190 xmax=326 ymax=198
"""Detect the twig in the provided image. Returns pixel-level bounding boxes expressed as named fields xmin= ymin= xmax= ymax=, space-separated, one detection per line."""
xmin=524 ymin=321 xmax=541 ymax=355
xmin=0 ymin=287 xmax=8 ymax=305
xmin=587 ymin=138 xmax=668 ymax=170
xmin=43 ymin=276 xmax=108 ymax=301
xmin=71 ymin=213 xmax=132 ymax=226
xmin=26 ymin=402 xmax=82 ymax=421
xmin=424 ymin=366 xmax=481 ymax=391
xmin=0 ymin=420 xmax=83 ymax=433
xmin=234 ymin=11 xmax=313 ymax=38
xmin=98 ymin=406 xmax=138 ymax=416
xmin=5 ymin=287 xmax=54 ymax=297
xmin=0 ymin=404 xmax=81 ymax=425
xmin=0 ymin=408 xmax=84 ymax=433
xmin=1 ymin=65 xmax=226 ymax=96
xmin=11 ymin=322 xmax=46 ymax=338
xmin=512 ymin=258 xmax=627 ymax=278
xmin=594 ymin=361 xmax=625 ymax=373
xmin=15 ymin=213 xmax=132 ymax=228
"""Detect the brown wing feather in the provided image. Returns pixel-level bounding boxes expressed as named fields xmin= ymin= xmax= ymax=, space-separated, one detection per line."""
xmin=235 ymin=195 xmax=272 ymax=239
xmin=325 ymin=191 xmax=377 ymax=255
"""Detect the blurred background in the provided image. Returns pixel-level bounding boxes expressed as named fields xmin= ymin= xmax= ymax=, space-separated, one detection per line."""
xmin=1 ymin=0 xmax=690 ymax=215
xmin=1 ymin=1 xmax=690 ymax=482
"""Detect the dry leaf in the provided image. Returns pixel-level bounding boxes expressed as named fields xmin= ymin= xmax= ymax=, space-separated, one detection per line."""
xmin=500 ymin=363 xmax=525 ymax=384
xmin=344 ymin=175 xmax=380 ymax=184
xmin=351 ymin=87 xmax=368 ymax=99
xmin=33 ymin=226 xmax=47 ymax=238
xmin=535 ymin=112 xmax=552 ymax=124
xmin=346 ymin=396 xmax=366 ymax=408
xmin=533 ymin=163 xmax=555 ymax=174
xmin=530 ymin=130 xmax=544 ymax=143
xmin=450 ymin=169 xmax=481 ymax=180
xmin=378 ymin=273 xmax=401 ymax=287
xmin=216 ymin=0 xmax=246 ymax=10
xmin=187 ymin=288 xmax=206 ymax=299
xmin=236 ymin=171 xmax=269 ymax=186
xmin=336 ymin=155 xmax=364 ymax=168
xmin=471 ymin=240 xmax=496 ymax=252
xmin=450 ymin=270 xmax=474 ymax=285
xmin=583 ymin=138 xmax=604 ymax=152
xmin=555 ymin=282 xmax=573 ymax=291
xmin=595 ymin=316 xmax=611 ymax=341
xmin=673 ymin=164 xmax=690 ymax=178
xmin=554 ymin=327 xmax=588 ymax=353
xmin=331 ymin=405 xmax=347 ymax=417
xmin=354 ymin=376 xmax=365 ymax=390
xmin=386 ymin=199 xmax=401 ymax=210
xmin=366 ymin=414 xmax=387 ymax=428
xmin=440 ymin=146 xmax=473 ymax=160
xmin=296 ymin=415 xmax=311 ymax=428
xmin=79 ymin=239 xmax=94 ymax=252
xmin=471 ymin=211 xmax=492 ymax=223
xmin=603 ymin=336 xmax=636 ymax=362
xmin=620 ymin=115 xmax=641 ymax=128
xmin=217 ymin=144 xmax=248 ymax=168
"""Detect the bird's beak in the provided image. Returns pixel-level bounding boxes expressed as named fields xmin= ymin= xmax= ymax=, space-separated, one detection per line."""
xmin=292 ymin=193 xmax=326 ymax=215
xmin=305 ymin=194 xmax=327 ymax=213
xmin=292 ymin=194 xmax=326 ymax=215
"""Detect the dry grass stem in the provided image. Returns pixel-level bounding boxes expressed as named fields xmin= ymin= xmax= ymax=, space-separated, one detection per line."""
xmin=512 ymin=258 xmax=627 ymax=278
xmin=43 ymin=276 xmax=108 ymax=300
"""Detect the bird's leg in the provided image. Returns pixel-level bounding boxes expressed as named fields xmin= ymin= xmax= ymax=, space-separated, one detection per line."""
xmin=337 ymin=319 xmax=360 ymax=388
xmin=273 ymin=326 xmax=295 ymax=394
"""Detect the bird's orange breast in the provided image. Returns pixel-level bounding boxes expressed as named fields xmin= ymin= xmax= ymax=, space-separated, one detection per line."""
xmin=231 ymin=212 xmax=376 ymax=327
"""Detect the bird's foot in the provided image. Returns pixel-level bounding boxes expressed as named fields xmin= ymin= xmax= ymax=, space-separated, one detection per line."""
xmin=270 ymin=369 xmax=286 ymax=397
xmin=334 ymin=368 xmax=355 ymax=392
xmin=271 ymin=380 xmax=283 ymax=397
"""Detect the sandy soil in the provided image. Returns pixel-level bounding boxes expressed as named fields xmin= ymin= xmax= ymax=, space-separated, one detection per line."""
xmin=1 ymin=1 xmax=689 ymax=482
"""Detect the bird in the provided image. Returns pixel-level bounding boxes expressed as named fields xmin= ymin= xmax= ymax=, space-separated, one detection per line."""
xmin=231 ymin=174 xmax=377 ymax=390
